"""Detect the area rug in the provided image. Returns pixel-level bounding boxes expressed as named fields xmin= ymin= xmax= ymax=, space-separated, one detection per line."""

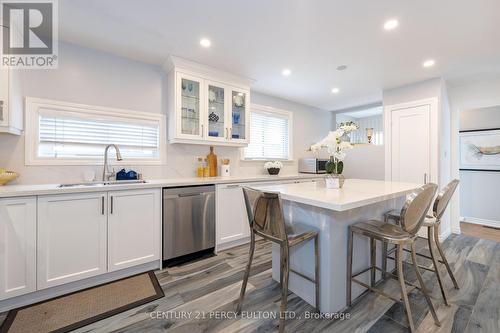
xmin=0 ymin=271 xmax=164 ymax=333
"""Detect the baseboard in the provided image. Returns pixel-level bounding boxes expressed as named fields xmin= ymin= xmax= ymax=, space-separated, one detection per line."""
xmin=451 ymin=226 xmax=461 ymax=234
xmin=439 ymin=227 xmax=452 ymax=242
xmin=461 ymin=216 xmax=500 ymax=228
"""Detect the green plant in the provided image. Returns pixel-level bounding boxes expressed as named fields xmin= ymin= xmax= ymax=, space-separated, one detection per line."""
xmin=326 ymin=158 xmax=343 ymax=175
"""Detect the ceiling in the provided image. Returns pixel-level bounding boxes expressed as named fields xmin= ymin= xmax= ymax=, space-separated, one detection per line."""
xmin=340 ymin=107 xmax=383 ymax=119
xmin=58 ymin=0 xmax=500 ymax=111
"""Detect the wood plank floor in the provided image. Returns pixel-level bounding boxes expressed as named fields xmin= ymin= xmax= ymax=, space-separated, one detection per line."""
xmin=461 ymin=222 xmax=500 ymax=243
xmin=1 ymin=233 xmax=498 ymax=333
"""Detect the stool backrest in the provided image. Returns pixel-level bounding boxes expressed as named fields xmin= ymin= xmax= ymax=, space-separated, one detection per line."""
xmin=242 ymin=187 xmax=287 ymax=243
xmin=400 ymin=183 xmax=438 ymax=235
xmin=433 ymin=179 xmax=459 ymax=220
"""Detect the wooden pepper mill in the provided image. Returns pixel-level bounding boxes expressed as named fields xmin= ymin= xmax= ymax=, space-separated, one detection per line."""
xmin=207 ymin=146 xmax=218 ymax=177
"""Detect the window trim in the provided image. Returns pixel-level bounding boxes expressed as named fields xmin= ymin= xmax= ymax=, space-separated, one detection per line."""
xmin=25 ymin=97 xmax=166 ymax=166
xmin=241 ymin=103 xmax=293 ymax=161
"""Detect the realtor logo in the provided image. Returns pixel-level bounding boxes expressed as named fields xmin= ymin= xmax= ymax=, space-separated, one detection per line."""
xmin=1 ymin=0 xmax=58 ymax=68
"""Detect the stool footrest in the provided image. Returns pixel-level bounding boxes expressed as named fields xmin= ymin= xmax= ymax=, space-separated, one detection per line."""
xmin=289 ymin=268 xmax=317 ymax=283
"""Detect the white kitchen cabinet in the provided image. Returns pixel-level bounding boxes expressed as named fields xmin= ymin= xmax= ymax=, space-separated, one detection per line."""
xmin=216 ymin=184 xmax=251 ymax=249
xmin=164 ymin=55 xmax=251 ymax=146
xmin=107 ymin=189 xmax=161 ymax=272
xmin=0 ymin=197 xmax=36 ymax=300
xmin=37 ymin=192 xmax=107 ymax=289
xmin=216 ymin=179 xmax=321 ymax=250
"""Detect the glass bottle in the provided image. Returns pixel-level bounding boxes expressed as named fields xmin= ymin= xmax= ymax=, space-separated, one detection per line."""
xmin=196 ymin=157 xmax=204 ymax=177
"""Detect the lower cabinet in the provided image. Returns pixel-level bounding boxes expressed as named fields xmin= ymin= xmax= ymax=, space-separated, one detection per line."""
xmin=0 ymin=197 xmax=36 ymax=300
xmin=216 ymin=184 xmax=251 ymax=248
xmin=37 ymin=189 xmax=161 ymax=290
xmin=107 ymin=189 xmax=161 ymax=272
xmin=37 ymin=192 xmax=108 ymax=289
xmin=216 ymin=178 xmax=321 ymax=250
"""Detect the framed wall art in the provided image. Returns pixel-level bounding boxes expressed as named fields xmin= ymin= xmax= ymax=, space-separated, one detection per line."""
xmin=460 ymin=128 xmax=500 ymax=171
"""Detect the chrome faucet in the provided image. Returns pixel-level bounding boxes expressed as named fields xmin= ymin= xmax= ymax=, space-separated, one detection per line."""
xmin=102 ymin=144 xmax=123 ymax=181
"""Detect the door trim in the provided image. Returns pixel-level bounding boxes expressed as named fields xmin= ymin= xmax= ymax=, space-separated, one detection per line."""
xmin=384 ymin=97 xmax=439 ymax=182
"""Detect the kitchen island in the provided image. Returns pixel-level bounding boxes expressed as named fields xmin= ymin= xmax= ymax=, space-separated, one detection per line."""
xmin=251 ymin=178 xmax=420 ymax=313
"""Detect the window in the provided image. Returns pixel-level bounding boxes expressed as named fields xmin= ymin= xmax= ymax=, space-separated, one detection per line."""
xmin=336 ymin=106 xmax=384 ymax=145
xmin=243 ymin=104 xmax=292 ymax=160
xmin=25 ymin=97 xmax=165 ymax=165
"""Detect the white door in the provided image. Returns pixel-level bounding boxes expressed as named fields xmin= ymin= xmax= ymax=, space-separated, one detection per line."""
xmin=108 ymin=189 xmax=161 ymax=272
xmin=0 ymin=197 xmax=36 ymax=300
xmin=216 ymin=184 xmax=251 ymax=247
xmin=390 ymin=104 xmax=431 ymax=184
xmin=37 ymin=193 xmax=107 ymax=289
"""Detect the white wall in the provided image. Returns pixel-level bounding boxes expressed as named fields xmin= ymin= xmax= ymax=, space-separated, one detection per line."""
xmin=457 ymin=105 xmax=500 ymax=225
xmin=342 ymin=145 xmax=385 ymax=180
xmin=0 ymin=42 xmax=332 ymax=184
xmin=330 ymin=112 xmax=385 ymax=179
xmin=448 ymin=74 xmax=500 ymax=229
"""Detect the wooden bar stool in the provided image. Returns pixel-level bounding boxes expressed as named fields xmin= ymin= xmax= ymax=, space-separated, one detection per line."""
xmin=383 ymin=179 xmax=460 ymax=306
xmin=347 ymin=184 xmax=440 ymax=332
xmin=236 ymin=187 xmax=320 ymax=333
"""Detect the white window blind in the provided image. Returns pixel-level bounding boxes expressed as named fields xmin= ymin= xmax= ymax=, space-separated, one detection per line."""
xmin=244 ymin=109 xmax=291 ymax=160
xmin=38 ymin=112 xmax=160 ymax=159
xmin=25 ymin=98 xmax=164 ymax=165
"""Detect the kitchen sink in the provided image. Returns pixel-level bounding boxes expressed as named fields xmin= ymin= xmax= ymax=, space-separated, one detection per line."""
xmin=58 ymin=180 xmax=147 ymax=188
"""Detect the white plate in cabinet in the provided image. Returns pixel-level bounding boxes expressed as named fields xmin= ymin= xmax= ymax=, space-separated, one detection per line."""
xmin=0 ymin=197 xmax=36 ymax=300
xmin=107 ymin=189 xmax=161 ymax=272
xmin=216 ymin=184 xmax=251 ymax=247
xmin=37 ymin=192 xmax=108 ymax=289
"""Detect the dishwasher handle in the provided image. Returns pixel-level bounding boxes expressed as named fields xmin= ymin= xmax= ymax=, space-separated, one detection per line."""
xmin=164 ymin=192 xmax=209 ymax=199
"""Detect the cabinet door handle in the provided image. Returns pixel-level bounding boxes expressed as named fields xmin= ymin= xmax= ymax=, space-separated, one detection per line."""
xmin=423 ymin=173 xmax=427 ymax=184
xmin=110 ymin=196 xmax=114 ymax=214
xmin=225 ymin=128 xmax=229 ymax=140
xmin=227 ymin=184 xmax=240 ymax=189
xmin=101 ymin=196 xmax=105 ymax=215
xmin=201 ymin=124 xmax=204 ymax=138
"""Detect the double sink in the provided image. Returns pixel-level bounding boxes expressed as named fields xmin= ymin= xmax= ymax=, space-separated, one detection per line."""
xmin=58 ymin=180 xmax=147 ymax=188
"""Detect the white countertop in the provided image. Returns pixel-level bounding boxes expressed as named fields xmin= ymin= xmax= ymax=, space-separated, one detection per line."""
xmin=0 ymin=174 xmax=321 ymax=198
xmin=251 ymin=178 xmax=421 ymax=211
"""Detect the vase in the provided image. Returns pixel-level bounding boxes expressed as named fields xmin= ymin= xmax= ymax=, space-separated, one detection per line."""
xmin=325 ymin=174 xmax=345 ymax=189
xmin=267 ymin=168 xmax=280 ymax=175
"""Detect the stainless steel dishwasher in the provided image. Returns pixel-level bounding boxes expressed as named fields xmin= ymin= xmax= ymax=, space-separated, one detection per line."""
xmin=163 ymin=185 xmax=215 ymax=265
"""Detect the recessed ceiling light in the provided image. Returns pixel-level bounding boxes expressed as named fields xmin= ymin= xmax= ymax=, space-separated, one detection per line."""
xmin=384 ymin=19 xmax=399 ymax=31
xmin=423 ymin=59 xmax=435 ymax=68
xmin=331 ymin=87 xmax=340 ymax=94
xmin=336 ymin=65 xmax=347 ymax=71
xmin=282 ymin=68 xmax=291 ymax=76
xmin=200 ymin=38 xmax=211 ymax=48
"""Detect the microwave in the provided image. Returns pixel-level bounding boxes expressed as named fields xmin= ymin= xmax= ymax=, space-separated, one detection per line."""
xmin=299 ymin=158 xmax=328 ymax=174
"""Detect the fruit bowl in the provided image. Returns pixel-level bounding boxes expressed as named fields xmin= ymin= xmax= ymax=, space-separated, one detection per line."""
xmin=0 ymin=171 xmax=19 ymax=185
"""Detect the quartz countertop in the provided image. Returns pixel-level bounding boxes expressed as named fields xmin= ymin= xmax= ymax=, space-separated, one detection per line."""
xmin=0 ymin=174 xmax=322 ymax=198
xmin=251 ymin=178 xmax=421 ymax=211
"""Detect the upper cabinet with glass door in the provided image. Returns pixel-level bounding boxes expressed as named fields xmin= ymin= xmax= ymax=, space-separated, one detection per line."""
xmin=228 ymin=88 xmax=249 ymax=143
xmin=164 ymin=56 xmax=252 ymax=146
xmin=206 ymin=81 xmax=227 ymax=142
xmin=177 ymin=73 xmax=203 ymax=140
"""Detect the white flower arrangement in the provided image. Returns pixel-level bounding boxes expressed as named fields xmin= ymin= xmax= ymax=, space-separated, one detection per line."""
xmin=264 ymin=161 xmax=283 ymax=170
xmin=309 ymin=124 xmax=357 ymax=175
xmin=310 ymin=129 xmax=354 ymax=161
